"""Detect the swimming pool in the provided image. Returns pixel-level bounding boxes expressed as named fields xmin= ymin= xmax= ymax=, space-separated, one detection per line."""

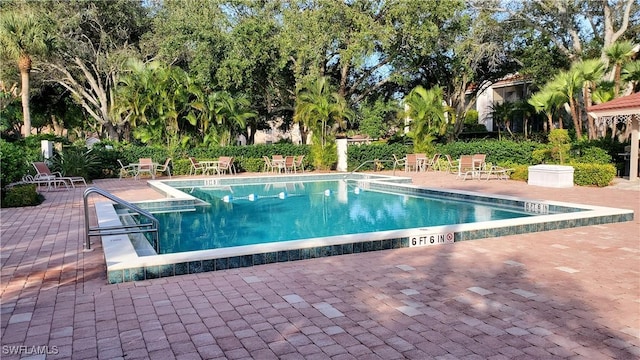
xmin=154 ymin=180 xmax=546 ymax=254
xmin=98 ymin=173 xmax=634 ymax=284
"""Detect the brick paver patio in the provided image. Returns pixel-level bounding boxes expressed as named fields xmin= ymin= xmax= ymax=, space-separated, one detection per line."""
xmin=1 ymin=171 xmax=638 ymax=359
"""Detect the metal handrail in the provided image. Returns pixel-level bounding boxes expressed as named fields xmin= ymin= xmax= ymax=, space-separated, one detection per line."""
xmin=83 ymin=187 xmax=159 ymax=253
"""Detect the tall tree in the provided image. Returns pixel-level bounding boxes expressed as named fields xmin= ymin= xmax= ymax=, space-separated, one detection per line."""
xmin=473 ymin=0 xmax=637 ymax=63
xmin=280 ymin=0 xmax=467 ymax=105
xmin=141 ymin=0 xmax=228 ymax=85
xmin=0 ymin=9 xmax=50 ymax=137
xmin=42 ymin=0 xmax=149 ymax=140
xmin=215 ymin=0 xmax=294 ymax=144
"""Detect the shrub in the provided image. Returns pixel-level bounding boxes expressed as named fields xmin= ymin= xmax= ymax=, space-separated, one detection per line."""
xmin=572 ymin=163 xmax=616 ymax=187
xmin=311 ymin=141 xmax=338 ymax=170
xmin=172 ymin=159 xmax=191 ymax=175
xmin=1 ymin=184 xmax=43 ymax=208
xmin=0 ymin=139 xmax=33 ymax=188
xmin=548 ymin=129 xmax=571 ymax=164
xmin=508 ymin=164 xmax=529 ymax=181
xmin=238 ymin=158 xmax=265 ymax=173
xmin=50 ymin=146 xmax=101 ymax=180
xmin=573 ymin=146 xmax=612 ymax=164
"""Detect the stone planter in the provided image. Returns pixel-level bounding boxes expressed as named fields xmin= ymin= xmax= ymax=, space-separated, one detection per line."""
xmin=528 ymin=164 xmax=574 ymax=188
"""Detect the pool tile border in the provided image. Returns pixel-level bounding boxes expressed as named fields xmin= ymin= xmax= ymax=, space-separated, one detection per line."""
xmin=106 ymin=238 xmax=410 ymax=284
xmin=100 ymin=175 xmax=634 ymax=284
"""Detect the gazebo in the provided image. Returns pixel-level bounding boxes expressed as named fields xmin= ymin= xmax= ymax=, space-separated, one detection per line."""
xmin=588 ymin=92 xmax=640 ymax=181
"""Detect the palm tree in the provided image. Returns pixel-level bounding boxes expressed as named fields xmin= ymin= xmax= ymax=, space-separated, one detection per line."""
xmin=605 ymin=41 xmax=635 ymax=97
xmin=491 ymin=101 xmax=514 ymax=140
xmin=512 ymin=99 xmax=535 ymax=139
xmin=548 ymin=69 xmax=583 ymax=138
xmin=528 ymin=88 xmax=563 ymax=133
xmin=294 ymin=76 xmax=352 ymax=169
xmin=575 ymin=59 xmax=605 ymax=139
xmin=402 ymin=85 xmax=447 ymax=152
xmin=215 ymin=93 xmax=256 ymax=146
xmin=0 ymin=11 xmax=49 ymax=137
xmin=294 ymin=76 xmax=351 ymax=147
xmin=622 ymin=60 xmax=640 ymax=93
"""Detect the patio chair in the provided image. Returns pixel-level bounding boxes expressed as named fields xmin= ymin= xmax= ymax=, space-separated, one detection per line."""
xmin=294 ymin=155 xmax=305 ymax=173
xmin=118 ymin=159 xmax=137 ymax=180
xmin=392 ymin=154 xmax=406 ymax=172
xmin=218 ymin=156 xmax=235 ymax=175
xmin=32 ymin=161 xmax=86 ymax=188
xmin=284 ymin=156 xmax=296 ymax=173
xmin=135 ymin=158 xmax=155 ymax=180
xmin=424 ymin=153 xmax=441 ymax=171
xmin=442 ymin=154 xmax=458 ymax=173
xmin=455 ymin=155 xmax=476 ymax=180
xmin=189 ymin=157 xmax=206 ymax=176
xmin=272 ymin=155 xmax=286 ymax=173
xmin=472 ymin=154 xmax=487 ymax=172
xmin=155 ymin=158 xmax=172 ymax=178
xmin=406 ymin=154 xmax=419 ymax=172
xmin=263 ymin=156 xmax=274 ymax=173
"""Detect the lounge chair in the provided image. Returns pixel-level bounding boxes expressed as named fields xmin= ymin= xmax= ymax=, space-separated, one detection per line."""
xmin=32 ymin=161 xmax=86 ymax=188
xmin=7 ymin=174 xmax=69 ymax=191
xmin=118 ymin=159 xmax=137 ymax=180
xmin=189 ymin=157 xmax=206 ymax=176
xmin=155 ymin=158 xmax=172 ymax=178
xmin=480 ymin=163 xmax=514 ymax=180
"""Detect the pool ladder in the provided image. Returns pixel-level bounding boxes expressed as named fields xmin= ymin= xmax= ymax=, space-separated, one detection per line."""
xmin=83 ymin=187 xmax=159 ymax=253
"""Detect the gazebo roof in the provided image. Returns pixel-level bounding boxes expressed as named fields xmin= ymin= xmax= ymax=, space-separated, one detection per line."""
xmin=589 ymin=92 xmax=640 ymax=118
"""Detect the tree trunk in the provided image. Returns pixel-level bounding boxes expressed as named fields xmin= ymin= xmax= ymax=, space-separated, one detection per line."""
xmin=569 ymin=98 xmax=581 ymax=138
xmin=20 ymin=67 xmax=31 ymax=137
xmin=51 ymin=115 xmax=65 ymax=136
xmin=103 ymin=122 xmax=119 ymax=141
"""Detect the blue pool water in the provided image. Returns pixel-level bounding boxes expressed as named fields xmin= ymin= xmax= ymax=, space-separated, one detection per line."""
xmin=153 ymin=180 xmax=536 ymax=254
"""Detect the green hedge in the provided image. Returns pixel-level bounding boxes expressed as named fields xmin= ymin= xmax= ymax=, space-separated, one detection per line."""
xmin=1 ymin=138 xmax=621 ymax=188
xmin=437 ymin=140 xmax=545 ymax=165
xmin=346 ymin=142 xmax=412 ymax=171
